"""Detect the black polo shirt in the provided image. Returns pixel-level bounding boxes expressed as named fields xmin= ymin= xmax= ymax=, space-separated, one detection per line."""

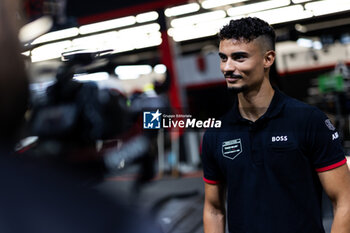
xmin=201 ymin=89 xmax=346 ymax=233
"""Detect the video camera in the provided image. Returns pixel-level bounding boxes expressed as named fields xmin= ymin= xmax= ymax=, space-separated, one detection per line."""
xmin=23 ymin=49 xmax=169 ymax=182
xmin=30 ymin=49 xmax=129 ymax=144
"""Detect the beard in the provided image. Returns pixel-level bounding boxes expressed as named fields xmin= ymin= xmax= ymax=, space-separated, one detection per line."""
xmin=224 ymin=72 xmax=247 ymax=94
xmin=227 ymin=85 xmax=248 ymax=94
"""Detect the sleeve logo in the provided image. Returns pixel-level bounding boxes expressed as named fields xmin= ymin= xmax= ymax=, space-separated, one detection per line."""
xmin=325 ymin=119 xmax=336 ymax=131
xmin=332 ymin=132 xmax=339 ymax=140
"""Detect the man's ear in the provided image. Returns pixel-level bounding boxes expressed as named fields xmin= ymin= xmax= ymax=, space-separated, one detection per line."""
xmin=264 ymin=50 xmax=276 ymax=69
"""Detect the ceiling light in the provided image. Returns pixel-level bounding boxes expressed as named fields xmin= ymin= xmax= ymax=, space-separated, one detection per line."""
xmin=31 ymin=40 xmax=72 ymax=62
xmin=305 ymin=0 xmax=350 ymax=16
xmin=169 ymin=25 xmax=218 ymax=42
xmin=164 ymin=3 xmax=200 ymax=17
xmin=297 ymin=38 xmax=313 ymax=48
xmin=295 ymin=24 xmax=307 ymax=33
xmin=134 ymin=32 xmax=162 ymax=49
xmin=136 ymin=11 xmax=159 ymax=23
xmin=22 ymin=51 xmax=31 ymax=56
xmin=249 ymin=5 xmax=312 ymax=25
xmin=73 ymin=72 xmax=110 ymax=82
xmin=171 ymin=10 xmax=226 ymax=28
xmin=292 ymin=0 xmax=311 ymax=3
xmin=79 ymin=16 xmax=136 ymax=35
xmin=154 ymin=64 xmax=167 ymax=74
xmin=31 ymin=27 xmax=79 ymax=45
xmin=72 ymin=31 xmax=118 ymax=50
xmin=115 ymin=65 xmax=153 ymax=80
xmin=118 ymin=23 xmax=160 ymax=35
xmin=313 ymin=41 xmax=322 ymax=50
xmin=297 ymin=38 xmax=323 ymax=50
xmin=227 ymin=0 xmax=291 ymax=16
xmin=19 ymin=16 xmax=53 ymax=43
xmin=168 ymin=16 xmax=240 ymax=42
xmin=110 ymin=38 xmax=135 ymax=53
xmin=202 ymin=0 xmax=248 ymax=9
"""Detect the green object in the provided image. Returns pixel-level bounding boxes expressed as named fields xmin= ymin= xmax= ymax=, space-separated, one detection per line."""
xmin=318 ymin=73 xmax=345 ymax=93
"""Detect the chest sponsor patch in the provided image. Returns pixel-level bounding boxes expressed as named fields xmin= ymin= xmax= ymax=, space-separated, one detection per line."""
xmin=222 ymin=139 xmax=242 ymax=160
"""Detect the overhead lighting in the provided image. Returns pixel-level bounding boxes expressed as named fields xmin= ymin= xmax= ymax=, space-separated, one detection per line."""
xmin=202 ymin=0 xmax=248 ymax=9
xmin=297 ymin=38 xmax=323 ymax=49
xmin=164 ymin=3 xmax=200 ymax=17
xmin=171 ymin=10 xmax=226 ymax=28
xmin=227 ymin=0 xmax=291 ymax=16
xmin=22 ymin=51 xmax=31 ymax=56
xmin=249 ymin=5 xmax=312 ymax=25
xmin=115 ymin=65 xmax=153 ymax=80
xmin=118 ymin=23 xmax=160 ymax=36
xmin=73 ymin=72 xmax=110 ymax=82
xmin=136 ymin=11 xmax=159 ymax=23
xmin=295 ymin=24 xmax=308 ymax=33
xmin=134 ymin=32 xmax=162 ymax=49
xmin=305 ymin=0 xmax=350 ymax=16
xmin=113 ymin=30 xmax=162 ymax=53
xmin=31 ymin=27 xmax=79 ymax=45
xmin=72 ymin=31 xmax=118 ymax=50
xmin=111 ymin=45 xmax=134 ymax=54
xmin=168 ymin=16 xmax=241 ymax=42
xmin=292 ymin=0 xmax=311 ymax=3
xmin=117 ymin=24 xmax=162 ymax=49
xmin=296 ymin=38 xmax=313 ymax=48
xmin=79 ymin=16 xmax=136 ymax=35
xmin=114 ymin=29 xmax=162 ymax=53
xmin=19 ymin=16 xmax=53 ymax=43
xmin=73 ymin=24 xmax=161 ymax=52
xmin=168 ymin=24 xmax=218 ymax=42
xmin=313 ymin=41 xmax=322 ymax=50
xmin=31 ymin=40 xmax=72 ymax=63
xmin=154 ymin=64 xmax=167 ymax=74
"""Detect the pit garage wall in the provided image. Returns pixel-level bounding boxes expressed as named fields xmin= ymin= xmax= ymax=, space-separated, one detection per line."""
xmin=276 ymin=41 xmax=350 ymax=76
xmin=175 ymin=52 xmax=223 ymax=88
xmin=174 ymin=41 xmax=350 ymax=97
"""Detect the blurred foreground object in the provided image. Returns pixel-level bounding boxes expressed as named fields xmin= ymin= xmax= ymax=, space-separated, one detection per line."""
xmin=0 ymin=0 xmax=29 ymax=144
xmin=0 ymin=0 xmax=162 ymax=232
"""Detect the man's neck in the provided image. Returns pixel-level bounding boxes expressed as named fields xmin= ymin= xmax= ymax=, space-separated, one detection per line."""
xmin=237 ymin=81 xmax=275 ymax=122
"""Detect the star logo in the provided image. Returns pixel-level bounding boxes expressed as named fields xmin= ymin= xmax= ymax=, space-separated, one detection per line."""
xmin=143 ymin=109 xmax=162 ymax=129
xmin=151 ymin=109 xmax=161 ymax=123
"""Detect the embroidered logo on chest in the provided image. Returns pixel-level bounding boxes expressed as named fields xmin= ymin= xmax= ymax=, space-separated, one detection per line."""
xmin=222 ymin=139 xmax=242 ymax=160
xmin=271 ymin=136 xmax=288 ymax=142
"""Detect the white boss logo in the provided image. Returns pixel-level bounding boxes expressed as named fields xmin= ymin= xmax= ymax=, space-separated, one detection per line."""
xmin=272 ymin=136 xmax=288 ymax=142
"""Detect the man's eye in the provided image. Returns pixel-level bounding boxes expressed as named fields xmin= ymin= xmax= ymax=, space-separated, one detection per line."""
xmin=234 ymin=55 xmax=246 ymax=61
xmin=220 ymin=56 xmax=227 ymax=62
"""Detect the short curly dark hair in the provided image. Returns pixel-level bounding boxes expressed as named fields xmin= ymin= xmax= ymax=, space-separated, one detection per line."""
xmin=219 ymin=17 xmax=276 ymax=50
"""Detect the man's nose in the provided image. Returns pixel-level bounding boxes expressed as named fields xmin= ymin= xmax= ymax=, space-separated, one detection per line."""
xmin=222 ymin=59 xmax=236 ymax=72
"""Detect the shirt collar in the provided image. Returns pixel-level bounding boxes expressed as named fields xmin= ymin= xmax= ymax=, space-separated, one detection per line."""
xmin=227 ymin=87 xmax=286 ymax=125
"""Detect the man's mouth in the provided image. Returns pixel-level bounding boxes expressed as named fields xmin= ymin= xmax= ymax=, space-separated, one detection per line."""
xmin=225 ymin=74 xmax=242 ymax=83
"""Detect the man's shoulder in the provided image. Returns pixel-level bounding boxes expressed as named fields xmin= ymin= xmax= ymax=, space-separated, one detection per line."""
xmin=281 ymin=92 xmax=318 ymax=116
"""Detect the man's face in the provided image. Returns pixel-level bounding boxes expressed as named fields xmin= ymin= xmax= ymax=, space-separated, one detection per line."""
xmin=218 ymin=38 xmax=267 ymax=93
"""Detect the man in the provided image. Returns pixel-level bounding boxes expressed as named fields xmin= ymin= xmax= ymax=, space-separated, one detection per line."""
xmin=201 ymin=17 xmax=350 ymax=233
